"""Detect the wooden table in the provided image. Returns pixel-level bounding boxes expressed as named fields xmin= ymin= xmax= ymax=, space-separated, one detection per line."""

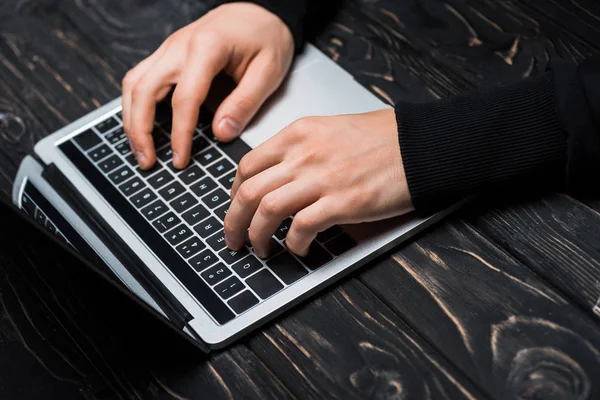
xmin=1 ymin=1 xmax=600 ymax=398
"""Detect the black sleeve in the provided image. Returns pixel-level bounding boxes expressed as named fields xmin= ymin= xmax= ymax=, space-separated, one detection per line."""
xmin=396 ymin=57 xmax=600 ymax=215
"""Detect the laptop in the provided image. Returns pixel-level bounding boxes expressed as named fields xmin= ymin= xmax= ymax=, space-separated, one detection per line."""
xmin=11 ymin=44 xmax=460 ymax=351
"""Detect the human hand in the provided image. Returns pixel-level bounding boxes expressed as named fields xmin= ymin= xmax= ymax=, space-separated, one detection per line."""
xmin=224 ymin=108 xmax=414 ymax=258
xmin=122 ymin=2 xmax=294 ymax=169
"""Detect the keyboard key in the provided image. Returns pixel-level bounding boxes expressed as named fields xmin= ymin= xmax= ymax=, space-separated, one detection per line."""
xmin=107 ymin=166 xmax=134 ymax=185
xmin=274 ymin=218 xmax=292 ymax=240
xmin=268 ymin=238 xmax=284 ymax=257
xmin=298 ymin=243 xmax=332 ymax=270
xmin=324 ymin=232 xmax=356 ymax=256
xmin=217 ymin=139 xmax=252 ymax=164
xmin=155 ymin=102 xmax=170 ymax=125
xmin=170 ymin=192 xmax=198 ymax=213
xmin=214 ymin=202 xmax=229 ymax=221
xmin=191 ymin=136 xmax=209 ymax=155
xmin=232 ymin=255 xmax=262 ymax=278
xmin=157 ymin=146 xmax=174 ymax=162
xmin=267 ymin=252 xmax=308 ymax=285
xmin=88 ymin=144 xmax=112 ymax=162
xmin=206 ymin=230 xmax=227 ymax=251
xmin=215 ymin=277 xmax=244 ymax=300
xmin=246 ymin=269 xmax=283 ymax=300
xmin=182 ymin=204 xmax=209 ymax=226
xmin=140 ymin=199 xmax=168 ymax=221
xmin=73 ymin=129 xmax=102 ymax=151
xmin=95 ymin=117 xmax=119 ymax=134
xmin=219 ymin=247 xmax=249 ymax=265
xmin=147 ymin=169 xmax=173 ymax=189
xmin=218 ymin=170 xmax=236 ymax=190
xmin=190 ymin=177 xmax=217 ymax=198
xmin=119 ymin=176 xmax=145 ymax=197
xmin=194 ymin=216 xmax=222 ymax=238
xmin=105 ymin=127 xmax=127 ymax=144
xmin=137 ymin=163 xmax=162 ymax=179
xmin=179 ymin=165 xmax=205 ymax=185
xmin=153 ymin=212 xmax=180 ymax=233
xmin=317 ymin=225 xmax=343 ymax=243
xmin=98 ymin=155 xmax=123 ymax=173
xmin=201 ymin=263 xmax=231 ymax=285
xmin=189 ymin=249 xmax=218 ymax=272
xmin=176 ymin=236 xmax=205 ymax=259
xmin=130 ymin=188 xmax=157 ymax=208
xmin=164 ymin=224 xmax=193 ymax=246
xmin=114 ymin=140 xmax=131 ymax=155
xmin=20 ymin=194 xmax=36 ymax=216
xmin=207 ymin=158 xmax=234 ymax=178
xmin=228 ymin=290 xmax=259 ymax=314
xmin=115 ymin=111 xmax=122 ymax=121
xmin=196 ymin=148 xmax=222 ymax=166
xmin=152 ymin=128 xmax=169 ymax=149
xmin=165 ymin=161 xmax=183 ymax=174
xmin=197 ymin=110 xmax=212 ymax=130
xmin=125 ymin=153 xmax=137 ymax=166
xmin=201 ymin=188 xmax=228 ymax=209
xmin=45 ymin=219 xmax=57 ymax=235
xmin=158 ymin=181 xmax=185 ymax=202
xmin=35 ymin=210 xmax=46 ymax=226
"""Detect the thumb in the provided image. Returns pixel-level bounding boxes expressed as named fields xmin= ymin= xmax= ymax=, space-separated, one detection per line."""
xmin=213 ymin=54 xmax=283 ymax=142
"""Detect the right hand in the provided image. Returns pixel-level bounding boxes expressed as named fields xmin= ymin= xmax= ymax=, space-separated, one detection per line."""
xmin=122 ymin=2 xmax=295 ymax=169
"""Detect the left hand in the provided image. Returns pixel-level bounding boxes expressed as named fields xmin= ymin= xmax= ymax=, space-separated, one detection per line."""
xmin=224 ymin=108 xmax=414 ymax=258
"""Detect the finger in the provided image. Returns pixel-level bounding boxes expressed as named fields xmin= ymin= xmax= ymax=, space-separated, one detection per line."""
xmin=129 ymin=58 xmax=177 ymax=169
xmin=224 ymin=163 xmax=293 ymax=251
xmin=213 ymin=53 xmax=283 ymax=142
xmin=248 ymin=180 xmax=320 ymax=258
xmin=170 ymin=46 xmax=229 ymax=169
xmin=230 ymin=118 xmax=307 ymax=199
xmin=122 ymin=45 xmax=167 ymax=136
xmin=230 ymin=141 xmax=287 ymax=200
xmin=285 ymin=197 xmax=340 ymax=257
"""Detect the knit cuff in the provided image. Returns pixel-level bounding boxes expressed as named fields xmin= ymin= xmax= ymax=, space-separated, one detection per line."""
xmin=396 ymin=72 xmax=567 ymax=215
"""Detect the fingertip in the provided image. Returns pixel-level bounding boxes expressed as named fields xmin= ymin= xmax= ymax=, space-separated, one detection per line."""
xmin=214 ymin=117 xmax=241 ymax=142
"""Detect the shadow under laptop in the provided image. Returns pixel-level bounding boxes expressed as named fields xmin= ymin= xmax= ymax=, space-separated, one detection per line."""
xmin=0 ymin=200 xmax=210 ymax=397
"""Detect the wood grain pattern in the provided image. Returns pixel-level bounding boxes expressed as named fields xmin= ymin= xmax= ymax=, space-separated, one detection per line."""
xmin=1 ymin=0 xmax=600 ymax=399
xmin=246 ymin=279 xmax=484 ymax=400
xmin=359 ymin=218 xmax=600 ymax=399
xmin=468 ymin=195 xmax=600 ymax=314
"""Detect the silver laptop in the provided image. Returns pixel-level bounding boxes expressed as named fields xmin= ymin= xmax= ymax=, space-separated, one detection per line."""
xmin=11 ymin=44 xmax=459 ymax=351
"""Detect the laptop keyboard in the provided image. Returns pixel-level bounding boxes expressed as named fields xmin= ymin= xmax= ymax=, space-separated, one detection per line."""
xmin=20 ymin=186 xmax=73 ymax=248
xmin=58 ymin=105 xmax=356 ymax=324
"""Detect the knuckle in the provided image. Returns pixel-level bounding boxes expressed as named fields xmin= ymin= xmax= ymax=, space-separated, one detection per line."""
xmin=291 ymin=215 xmax=313 ymax=233
xmin=189 ymin=31 xmax=222 ymax=51
xmin=237 ymin=183 xmax=258 ymax=206
xmin=131 ymin=81 xmax=149 ymax=100
xmin=223 ymin=219 xmax=235 ymax=235
xmin=237 ymin=155 xmax=254 ymax=179
xmin=122 ymin=72 xmax=136 ymax=90
xmin=259 ymin=194 xmax=280 ymax=217
xmin=292 ymin=117 xmax=317 ymax=134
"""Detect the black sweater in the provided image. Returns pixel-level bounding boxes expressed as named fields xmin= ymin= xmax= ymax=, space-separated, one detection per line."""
xmin=224 ymin=0 xmax=600 ymax=214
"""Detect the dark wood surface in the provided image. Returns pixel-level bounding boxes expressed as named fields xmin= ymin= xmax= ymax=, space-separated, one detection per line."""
xmin=1 ymin=1 xmax=600 ymax=399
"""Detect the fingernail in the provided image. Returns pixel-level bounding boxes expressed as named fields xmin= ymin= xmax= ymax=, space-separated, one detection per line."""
xmin=172 ymin=151 xmax=180 ymax=167
xmin=218 ymin=117 xmax=241 ymax=140
xmin=254 ymin=247 xmax=266 ymax=259
xmin=136 ymin=151 xmax=146 ymax=167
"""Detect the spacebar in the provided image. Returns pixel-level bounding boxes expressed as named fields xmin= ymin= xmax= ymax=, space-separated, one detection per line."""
xmin=60 ymin=140 xmax=235 ymax=324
